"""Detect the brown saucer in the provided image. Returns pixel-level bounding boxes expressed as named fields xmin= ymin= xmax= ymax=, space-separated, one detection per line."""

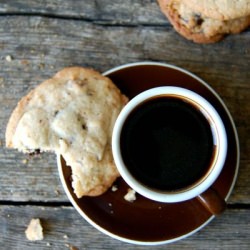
xmin=57 ymin=62 xmax=239 ymax=245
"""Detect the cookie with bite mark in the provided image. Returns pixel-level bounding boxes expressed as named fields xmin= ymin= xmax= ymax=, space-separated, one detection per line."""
xmin=6 ymin=67 xmax=128 ymax=198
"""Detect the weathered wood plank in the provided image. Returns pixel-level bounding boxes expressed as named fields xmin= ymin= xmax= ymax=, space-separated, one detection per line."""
xmin=0 ymin=16 xmax=249 ymax=203
xmin=0 ymin=0 xmax=166 ymax=25
xmin=0 ymin=150 xmax=66 ymax=202
xmin=0 ymin=205 xmax=249 ymax=249
xmin=0 ymin=1 xmax=249 ymax=249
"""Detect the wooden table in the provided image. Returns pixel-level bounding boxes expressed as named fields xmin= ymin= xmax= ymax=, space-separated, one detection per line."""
xmin=0 ymin=1 xmax=249 ymax=249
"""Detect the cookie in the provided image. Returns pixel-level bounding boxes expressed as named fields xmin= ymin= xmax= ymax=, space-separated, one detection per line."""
xmin=182 ymin=0 xmax=250 ymax=20
xmin=158 ymin=0 xmax=250 ymax=43
xmin=6 ymin=67 xmax=128 ymax=198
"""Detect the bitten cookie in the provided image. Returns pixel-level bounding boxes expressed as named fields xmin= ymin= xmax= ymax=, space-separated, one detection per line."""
xmin=6 ymin=67 xmax=128 ymax=198
xmin=182 ymin=0 xmax=250 ymax=20
xmin=158 ymin=0 xmax=250 ymax=43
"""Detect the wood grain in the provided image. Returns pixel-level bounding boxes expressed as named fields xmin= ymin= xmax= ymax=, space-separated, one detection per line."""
xmin=0 ymin=0 xmax=249 ymax=248
xmin=0 ymin=15 xmax=249 ymax=203
xmin=0 ymin=205 xmax=249 ymax=249
xmin=0 ymin=0 xmax=165 ymax=25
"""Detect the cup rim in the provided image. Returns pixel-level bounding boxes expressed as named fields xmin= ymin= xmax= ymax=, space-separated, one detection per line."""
xmin=112 ymin=86 xmax=228 ymax=203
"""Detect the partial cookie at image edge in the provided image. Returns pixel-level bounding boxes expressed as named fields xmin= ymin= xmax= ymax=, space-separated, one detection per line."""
xmin=157 ymin=0 xmax=250 ymax=43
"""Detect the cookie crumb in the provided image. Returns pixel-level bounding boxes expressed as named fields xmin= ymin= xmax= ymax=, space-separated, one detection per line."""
xmin=46 ymin=242 xmax=51 ymax=246
xmin=69 ymin=246 xmax=79 ymax=250
xmin=39 ymin=63 xmax=45 ymax=69
xmin=54 ymin=189 xmax=60 ymax=195
xmin=63 ymin=234 xmax=68 ymax=239
xmin=21 ymin=60 xmax=30 ymax=66
xmin=22 ymin=158 xmax=28 ymax=164
xmin=124 ymin=188 xmax=136 ymax=202
xmin=5 ymin=55 xmax=13 ymax=62
xmin=25 ymin=218 xmax=44 ymax=241
xmin=111 ymin=185 xmax=118 ymax=192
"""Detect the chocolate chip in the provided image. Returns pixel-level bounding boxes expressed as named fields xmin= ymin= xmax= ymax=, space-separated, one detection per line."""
xmin=194 ymin=14 xmax=204 ymax=26
xmin=29 ymin=149 xmax=41 ymax=156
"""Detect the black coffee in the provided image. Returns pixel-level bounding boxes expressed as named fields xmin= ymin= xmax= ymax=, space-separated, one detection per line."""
xmin=120 ymin=96 xmax=214 ymax=191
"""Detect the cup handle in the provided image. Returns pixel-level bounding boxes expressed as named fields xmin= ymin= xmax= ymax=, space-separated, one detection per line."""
xmin=197 ymin=188 xmax=226 ymax=215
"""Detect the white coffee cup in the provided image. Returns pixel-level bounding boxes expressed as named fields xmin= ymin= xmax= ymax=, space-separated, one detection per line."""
xmin=112 ymin=87 xmax=227 ymax=213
